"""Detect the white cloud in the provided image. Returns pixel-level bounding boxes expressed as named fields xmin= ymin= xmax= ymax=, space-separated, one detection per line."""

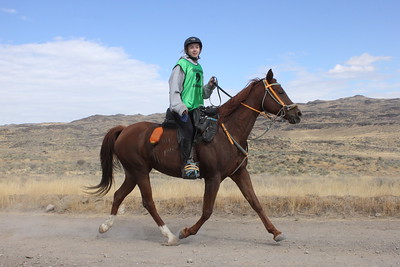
xmin=328 ymin=53 xmax=391 ymax=76
xmin=253 ymin=53 xmax=398 ymax=103
xmin=0 ymin=8 xmax=17 ymax=14
xmin=0 ymin=7 xmax=29 ymax=20
xmin=0 ymin=39 xmax=169 ymax=125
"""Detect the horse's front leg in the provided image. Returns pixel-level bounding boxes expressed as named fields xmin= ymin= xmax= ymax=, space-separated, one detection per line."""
xmin=231 ymin=167 xmax=285 ymax=242
xmin=179 ymin=177 xmax=221 ymax=239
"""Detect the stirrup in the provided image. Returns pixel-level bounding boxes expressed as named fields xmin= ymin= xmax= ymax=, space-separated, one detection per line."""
xmin=182 ymin=160 xmax=200 ymax=179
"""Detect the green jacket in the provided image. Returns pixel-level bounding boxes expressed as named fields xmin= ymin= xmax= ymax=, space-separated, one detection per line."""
xmin=169 ymin=56 xmax=214 ymax=116
xmin=176 ymin=58 xmax=204 ymax=111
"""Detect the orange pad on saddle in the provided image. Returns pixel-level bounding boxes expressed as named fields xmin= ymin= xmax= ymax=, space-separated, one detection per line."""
xmin=149 ymin=127 xmax=163 ymax=144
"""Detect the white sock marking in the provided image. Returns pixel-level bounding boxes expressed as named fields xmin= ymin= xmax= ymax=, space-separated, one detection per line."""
xmin=99 ymin=215 xmax=115 ymax=233
xmin=159 ymin=225 xmax=179 ymax=245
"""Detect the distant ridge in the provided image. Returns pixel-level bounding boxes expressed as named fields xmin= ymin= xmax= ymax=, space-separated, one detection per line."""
xmin=1 ymin=95 xmax=399 ymax=178
xmin=69 ymin=95 xmax=399 ymax=126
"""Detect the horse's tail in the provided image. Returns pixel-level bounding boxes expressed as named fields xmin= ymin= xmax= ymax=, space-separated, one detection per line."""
xmin=86 ymin=125 xmax=126 ymax=197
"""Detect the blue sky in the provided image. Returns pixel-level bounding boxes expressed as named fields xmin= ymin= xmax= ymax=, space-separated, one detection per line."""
xmin=1 ymin=0 xmax=399 ymax=125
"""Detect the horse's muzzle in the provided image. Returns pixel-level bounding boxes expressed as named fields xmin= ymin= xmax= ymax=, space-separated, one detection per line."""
xmin=286 ymin=108 xmax=302 ymax=124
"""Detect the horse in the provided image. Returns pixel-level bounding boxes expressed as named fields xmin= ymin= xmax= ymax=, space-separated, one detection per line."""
xmin=88 ymin=69 xmax=302 ymax=245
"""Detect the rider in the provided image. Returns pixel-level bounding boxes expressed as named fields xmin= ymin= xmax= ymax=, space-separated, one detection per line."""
xmin=169 ymin=36 xmax=216 ymax=179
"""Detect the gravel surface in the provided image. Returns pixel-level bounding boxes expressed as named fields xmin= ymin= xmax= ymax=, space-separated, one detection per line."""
xmin=1 ymin=212 xmax=399 ymax=266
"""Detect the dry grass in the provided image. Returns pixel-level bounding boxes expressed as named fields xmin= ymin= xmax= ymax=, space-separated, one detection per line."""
xmin=1 ymin=173 xmax=399 ymax=218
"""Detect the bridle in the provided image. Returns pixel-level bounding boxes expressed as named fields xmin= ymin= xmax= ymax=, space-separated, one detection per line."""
xmin=260 ymin=79 xmax=298 ymax=119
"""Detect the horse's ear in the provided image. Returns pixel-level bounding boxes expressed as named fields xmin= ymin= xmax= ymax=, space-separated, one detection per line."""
xmin=266 ymin=69 xmax=274 ymax=82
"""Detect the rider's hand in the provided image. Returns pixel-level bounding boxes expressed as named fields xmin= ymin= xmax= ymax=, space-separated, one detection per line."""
xmin=181 ymin=110 xmax=189 ymax=122
xmin=208 ymin=76 xmax=217 ymax=88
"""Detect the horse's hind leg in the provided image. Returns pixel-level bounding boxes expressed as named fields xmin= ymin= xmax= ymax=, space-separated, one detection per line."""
xmin=137 ymin=173 xmax=179 ymax=246
xmin=99 ymin=173 xmax=136 ymax=234
xmin=231 ymin=167 xmax=285 ymax=242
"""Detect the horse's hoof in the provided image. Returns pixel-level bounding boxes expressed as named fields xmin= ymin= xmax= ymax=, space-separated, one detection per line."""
xmin=274 ymin=233 xmax=286 ymax=242
xmin=178 ymin=230 xmax=185 ymax=239
xmin=178 ymin=228 xmax=188 ymax=239
xmin=99 ymin=224 xmax=109 ymax=233
xmin=169 ymin=235 xmax=180 ymax=246
xmin=99 ymin=215 xmax=115 ymax=234
xmin=162 ymin=236 xmax=180 ymax=246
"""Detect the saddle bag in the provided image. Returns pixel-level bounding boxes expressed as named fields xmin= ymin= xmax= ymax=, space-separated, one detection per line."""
xmin=160 ymin=107 xmax=219 ymax=144
xmin=198 ymin=106 xmax=219 ymax=143
xmin=201 ymin=117 xmax=218 ymax=142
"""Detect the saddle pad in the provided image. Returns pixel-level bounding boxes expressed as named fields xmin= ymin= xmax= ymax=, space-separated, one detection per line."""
xmin=149 ymin=127 xmax=163 ymax=144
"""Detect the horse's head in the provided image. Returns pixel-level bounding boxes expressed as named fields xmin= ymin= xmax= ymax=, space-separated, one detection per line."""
xmin=261 ymin=69 xmax=302 ymax=124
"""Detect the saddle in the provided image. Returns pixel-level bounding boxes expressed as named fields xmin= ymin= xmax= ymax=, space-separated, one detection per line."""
xmin=149 ymin=106 xmax=219 ymax=145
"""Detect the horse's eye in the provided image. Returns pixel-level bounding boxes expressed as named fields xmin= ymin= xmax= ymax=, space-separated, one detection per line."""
xmin=278 ymin=90 xmax=285 ymax=95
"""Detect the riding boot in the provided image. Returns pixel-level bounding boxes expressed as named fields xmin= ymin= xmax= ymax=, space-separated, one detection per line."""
xmin=182 ymin=158 xmax=199 ymax=179
xmin=180 ymin=140 xmax=200 ymax=179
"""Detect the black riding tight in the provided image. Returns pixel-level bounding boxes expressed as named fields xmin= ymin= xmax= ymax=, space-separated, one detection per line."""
xmin=172 ymin=110 xmax=195 ymax=163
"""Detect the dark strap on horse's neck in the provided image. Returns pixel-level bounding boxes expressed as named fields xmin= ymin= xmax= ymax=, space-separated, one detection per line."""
xmin=221 ymin=123 xmax=248 ymax=176
xmin=216 ymin=84 xmax=232 ymax=99
xmin=210 ymin=79 xmax=233 ymax=107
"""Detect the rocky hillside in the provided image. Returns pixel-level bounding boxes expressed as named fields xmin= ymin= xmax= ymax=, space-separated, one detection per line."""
xmin=1 ymin=95 xmax=399 ymax=178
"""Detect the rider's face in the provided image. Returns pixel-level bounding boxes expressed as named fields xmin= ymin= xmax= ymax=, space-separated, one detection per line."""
xmin=187 ymin=43 xmax=201 ymax=58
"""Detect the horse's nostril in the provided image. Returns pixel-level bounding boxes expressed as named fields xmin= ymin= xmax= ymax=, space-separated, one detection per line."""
xmin=298 ymin=111 xmax=303 ymax=117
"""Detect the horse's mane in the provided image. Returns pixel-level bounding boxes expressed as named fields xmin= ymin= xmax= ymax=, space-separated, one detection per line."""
xmin=218 ymin=78 xmax=261 ymax=123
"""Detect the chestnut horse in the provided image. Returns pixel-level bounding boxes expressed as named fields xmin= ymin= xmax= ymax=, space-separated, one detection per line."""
xmin=89 ymin=69 xmax=302 ymax=245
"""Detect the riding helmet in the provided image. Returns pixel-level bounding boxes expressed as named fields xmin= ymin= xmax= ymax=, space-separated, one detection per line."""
xmin=184 ymin=37 xmax=203 ymax=51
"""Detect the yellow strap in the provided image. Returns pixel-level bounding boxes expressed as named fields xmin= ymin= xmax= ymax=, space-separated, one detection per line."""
xmin=240 ymin=102 xmax=273 ymax=119
xmin=264 ymin=80 xmax=286 ymax=107
xmin=221 ymin=123 xmax=234 ymax=145
xmin=220 ymin=124 xmax=249 ymax=176
xmin=184 ymin=165 xmax=199 ymax=171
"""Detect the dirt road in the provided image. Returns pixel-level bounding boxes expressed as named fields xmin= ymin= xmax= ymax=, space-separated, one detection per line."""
xmin=0 ymin=212 xmax=399 ymax=267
